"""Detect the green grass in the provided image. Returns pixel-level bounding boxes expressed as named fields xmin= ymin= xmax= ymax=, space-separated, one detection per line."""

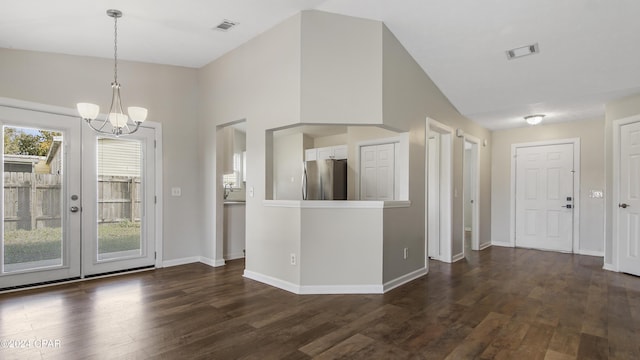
xmin=3 ymin=222 xmax=140 ymax=264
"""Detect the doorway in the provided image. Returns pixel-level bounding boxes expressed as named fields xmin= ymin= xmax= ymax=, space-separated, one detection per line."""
xmin=0 ymin=104 xmax=160 ymax=289
xmin=511 ymin=139 xmax=580 ymax=253
xmin=426 ymin=119 xmax=453 ymax=263
xmin=217 ymin=121 xmax=246 ymax=262
xmin=463 ymin=135 xmax=480 ymax=257
xmin=614 ymin=117 xmax=640 ymax=276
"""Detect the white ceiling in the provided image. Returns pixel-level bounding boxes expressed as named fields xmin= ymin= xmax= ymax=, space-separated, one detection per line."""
xmin=2 ymin=0 xmax=639 ymax=130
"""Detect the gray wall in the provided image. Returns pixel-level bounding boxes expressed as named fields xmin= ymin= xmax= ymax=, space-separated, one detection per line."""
xmin=198 ymin=10 xmax=493 ymax=288
xmin=198 ymin=12 xmax=303 ymax=279
xmin=491 ymin=119 xmax=606 ymax=255
xmin=381 ymin=25 xmax=493 ymax=269
xmin=0 ymin=48 xmax=201 ymax=262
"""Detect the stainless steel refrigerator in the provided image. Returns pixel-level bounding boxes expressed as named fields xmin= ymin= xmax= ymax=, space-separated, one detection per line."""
xmin=302 ymin=159 xmax=347 ymax=200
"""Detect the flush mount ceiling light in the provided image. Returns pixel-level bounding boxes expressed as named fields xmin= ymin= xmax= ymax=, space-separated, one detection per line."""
xmin=506 ymin=43 xmax=540 ymax=60
xmin=524 ymin=114 xmax=545 ymax=125
xmin=77 ymin=9 xmax=147 ymax=136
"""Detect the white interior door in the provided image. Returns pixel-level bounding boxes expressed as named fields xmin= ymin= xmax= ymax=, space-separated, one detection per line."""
xmin=463 ymin=138 xmax=480 ymax=252
xmin=360 ymin=143 xmax=395 ymax=200
xmin=428 ymin=135 xmax=441 ymax=259
xmin=618 ymin=121 xmax=640 ymax=276
xmin=515 ymin=143 xmax=574 ymax=252
xmin=0 ymin=106 xmax=81 ymax=289
xmin=82 ymin=126 xmax=156 ymax=276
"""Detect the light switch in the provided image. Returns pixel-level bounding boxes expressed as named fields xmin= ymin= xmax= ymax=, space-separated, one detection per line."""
xmin=171 ymin=187 xmax=181 ymax=197
xmin=249 ymin=187 xmax=254 ymax=198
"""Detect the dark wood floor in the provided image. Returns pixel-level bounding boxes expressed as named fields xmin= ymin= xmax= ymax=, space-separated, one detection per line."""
xmin=1 ymin=247 xmax=639 ymax=359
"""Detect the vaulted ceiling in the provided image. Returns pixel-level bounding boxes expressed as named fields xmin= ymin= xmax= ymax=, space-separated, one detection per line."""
xmin=2 ymin=0 xmax=639 ymax=130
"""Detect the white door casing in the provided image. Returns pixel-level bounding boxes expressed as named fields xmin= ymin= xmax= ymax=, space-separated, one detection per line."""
xmin=426 ymin=118 xmax=453 ymax=263
xmin=428 ymin=134 xmax=441 ymax=260
xmin=617 ymin=120 xmax=640 ymax=276
xmin=513 ymin=142 xmax=577 ymax=252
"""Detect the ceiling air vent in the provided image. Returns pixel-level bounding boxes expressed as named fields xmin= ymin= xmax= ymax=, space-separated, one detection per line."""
xmin=506 ymin=43 xmax=539 ymax=60
xmin=214 ymin=20 xmax=238 ymax=32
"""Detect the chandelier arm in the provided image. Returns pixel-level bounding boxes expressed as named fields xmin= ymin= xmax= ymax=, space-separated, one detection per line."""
xmin=85 ymin=118 xmax=110 ymax=134
xmin=129 ymin=122 xmax=142 ymax=135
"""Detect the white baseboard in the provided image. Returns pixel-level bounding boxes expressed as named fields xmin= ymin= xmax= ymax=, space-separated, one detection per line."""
xmin=162 ymin=256 xmax=225 ymax=268
xmin=479 ymin=242 xmax=492 ymax=250
xmin=244 ymin=270 xmax=394 ymax=295
xmin=243 ymin=270 xmax=300 ymax=294
xmin=383 ymin=267 xmax=428 ymax=293
xmin=577 ymin=249 xmax=604 ymax=257
xmin=491 ymin=241 xmax=514 ymax=248
xmin=299 ymin=284 xmax=384 ymax=295
xmin=224 ymin=252 xmax=245 ymax=261
xmin=162 ymin=256 xmax=200 ymax=268
xmin=452 ymin=252 xmax=464 ymax=262
xmin=201 ymin=257 xmax=226 ymax=267
xmin=603 ymin=263 xmax=617 ymax=272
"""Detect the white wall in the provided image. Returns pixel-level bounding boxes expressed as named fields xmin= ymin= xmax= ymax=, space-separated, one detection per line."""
xmin=491 ymin=119 xmax=605 ymax=255
xmin=273 ymin=133 xmax=305 ymax=200
xmin=381 ymin=25 xmax=492 ymax=274
xmin=0 ymin=48 xmax=201 ymax=263
xmin=198 ymin=12 xmax=303 ymax=280
xmin=300 ymin=11 xmax=383 ymax=125
xmin=313 ymin=133 xmax=347 ymax=148
xmin=301 ymin=208 xmax=383 ymax=286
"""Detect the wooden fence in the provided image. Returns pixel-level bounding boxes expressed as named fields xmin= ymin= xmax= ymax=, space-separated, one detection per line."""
xmin=3 ymin=172 xmax=141 ymax=231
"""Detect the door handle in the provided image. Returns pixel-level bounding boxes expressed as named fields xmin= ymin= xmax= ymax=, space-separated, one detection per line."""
xmin=619 ymin=203 xmax=630 ymax=209
xmin=561 ymin=204 xmax=572 ymax=209
xmin=70 ymin=206 xmax=80 ymax=213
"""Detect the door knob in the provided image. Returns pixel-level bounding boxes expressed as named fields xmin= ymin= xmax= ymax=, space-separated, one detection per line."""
xmin=619 ymin=203 xmax=630 ymax=209
xmin=70 ymin=206 xmax=80 ymax=213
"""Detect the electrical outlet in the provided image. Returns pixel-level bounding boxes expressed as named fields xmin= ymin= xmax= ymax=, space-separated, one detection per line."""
xmin=171 ymin=187 xmax=181 ymax=197
xmin=403 ymin=247 xmax=409 ymax=259
xmin=290 ymin=253 xmax=296 ymax=265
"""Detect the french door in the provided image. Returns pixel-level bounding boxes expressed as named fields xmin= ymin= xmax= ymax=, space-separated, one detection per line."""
xmin=81 ymin=125 xmax=156 ymax=276
xmin=0 ymin=107 xmax=81 ymax=288
xmin=0 ymin=105 xmax=156 ymax=289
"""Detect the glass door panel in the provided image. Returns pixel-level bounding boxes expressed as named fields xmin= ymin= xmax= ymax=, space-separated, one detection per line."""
xmin=0 ymin=106 xmax=81 ymax=289
xmin=3 ymin=126 xmax=64 ymax=272
xmin=97 ymin=138 xmax=142 ymax=261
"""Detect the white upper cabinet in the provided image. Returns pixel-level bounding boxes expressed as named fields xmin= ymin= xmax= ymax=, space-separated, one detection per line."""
xmin=333 ymin=145 xmax=348 ymax=160
xmin=308 ymin=145 xmax=348 ymax=161
xmin=305 ymin=148 xmax=317 ymax=161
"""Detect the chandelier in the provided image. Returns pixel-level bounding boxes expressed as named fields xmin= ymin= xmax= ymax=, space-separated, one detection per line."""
xmin=77 ymin=9 xmax=147 ymax=136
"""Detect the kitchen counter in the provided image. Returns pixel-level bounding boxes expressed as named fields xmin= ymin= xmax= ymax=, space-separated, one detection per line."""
xmin=244 ymin=199 xmax=419 ymax=294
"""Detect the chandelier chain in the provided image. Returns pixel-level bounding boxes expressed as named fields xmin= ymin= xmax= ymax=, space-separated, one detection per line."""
xmin=113 ymin=13 xmax=118 ymax=84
